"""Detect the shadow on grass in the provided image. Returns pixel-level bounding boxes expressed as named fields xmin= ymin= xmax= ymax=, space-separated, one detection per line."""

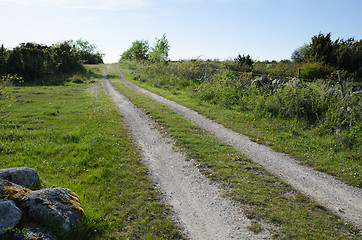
xmin=52 ymin=216 xmax=107 ymax=240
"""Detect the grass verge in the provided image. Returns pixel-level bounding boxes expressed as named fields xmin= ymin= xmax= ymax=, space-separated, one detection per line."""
xmin=108 ymin=65 xmax=361 ymax=239
xmin=0 ymin=65 xmax=183 ymax=239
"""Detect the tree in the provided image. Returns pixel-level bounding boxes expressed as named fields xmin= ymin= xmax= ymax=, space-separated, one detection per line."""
xmin=149 ymin=34 xmax=170 ymax=62
xmin=121 ymin=40 xmax=149 ymax=61
xmin=120 ymin=49 xmax=132 ymax=61
xmin=308 ymin=33 xmax=333 ymax=64
xmin=0 ymin=44 xmax=7 ymax=76
xmin=234 ymin=54 xmax=253 ymax=71
xmin=291 ymin=44 xmax=310 ymax=63
xmin=331 ymin=38 xmax=355 ymax=72
xmin=74 ymin=39 xmax=97 ymax=53
xmin=127 ymin=40 xmax=149 ymax=61
xmin=352 ymin=40 xmax=362 ymax=76
xmin=65 ymin=39 xmax=104 ymax=64
xmin=235 ymin=54 xmax=253 ymax=66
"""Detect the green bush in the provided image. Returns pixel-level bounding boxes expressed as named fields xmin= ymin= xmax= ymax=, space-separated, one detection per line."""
xmin=1 ymin=41 xmax=103 ymax=81
xmin=300 ymin=62 xmax=334 ymax=80
xmin=253 ymin=61 xmax=301 ymax=78
xmin=193 ymin=70 xmax=242 ymax=106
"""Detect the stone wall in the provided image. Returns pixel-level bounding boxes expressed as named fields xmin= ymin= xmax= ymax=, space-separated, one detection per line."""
xmin=0 ymin=167 xmax=83 ymax=240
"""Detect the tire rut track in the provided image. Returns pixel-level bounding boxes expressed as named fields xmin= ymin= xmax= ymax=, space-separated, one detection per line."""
xmin=102 ymin=66 xmax=269 ymax=239
xmin=111 ymin=64 xmax=362 ymax=229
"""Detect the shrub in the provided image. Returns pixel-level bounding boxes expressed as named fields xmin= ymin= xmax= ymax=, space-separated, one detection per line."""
xmin=253 ymin=61 xmax=301 ymax=78
xmin=1 ymin=40 xmax=102 ymax=82
xmin=300 ymin=62 xmax=334 ymax=80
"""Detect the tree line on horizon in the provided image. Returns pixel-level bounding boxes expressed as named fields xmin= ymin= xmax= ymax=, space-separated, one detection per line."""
xmin=292 ymin=33 xmax=362 ymax=74
xmin=0 ymin=39 xmax=104 ymax=81
xmin=120 ymin=33 xmax=362 ymax=81
xmin=1 ymin=33 xmax=361 ymax=82
xmin=223 ymin=33 xmax=362 ymax=80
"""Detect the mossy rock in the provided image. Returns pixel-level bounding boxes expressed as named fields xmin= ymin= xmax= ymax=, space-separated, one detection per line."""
xmin=0 ymin=179 xmax=31 ymax=204
xmin=22 ymin=188 xmax=84 ymax=233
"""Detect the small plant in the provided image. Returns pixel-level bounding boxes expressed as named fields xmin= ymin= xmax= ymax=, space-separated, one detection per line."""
xmin=248 ymin=221 xmax=262 ymax=233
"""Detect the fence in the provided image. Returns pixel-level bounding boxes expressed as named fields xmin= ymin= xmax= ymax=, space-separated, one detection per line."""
xmin=194 ymin=63 xmax=360 ymax=98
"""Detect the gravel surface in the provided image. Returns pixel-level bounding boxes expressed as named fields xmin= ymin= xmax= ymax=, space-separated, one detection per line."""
xmin=102 ymin=70 xmax=269 ymax=239
xmin=112 ymin=65 xmax=362 ymax=229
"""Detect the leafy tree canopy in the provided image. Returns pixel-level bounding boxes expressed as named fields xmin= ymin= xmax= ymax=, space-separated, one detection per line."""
xmin=120 ymin=34 xmax=170 ymax=62
xmin=292 ymin=33 xmax=362 ymax=74
xmin=121 ymin=40 xmax=149 ymax=61
xmin=291 ymin=44 xmax=310 ymax=63
xmin=149 ymin=34 xmax=170 ymax=62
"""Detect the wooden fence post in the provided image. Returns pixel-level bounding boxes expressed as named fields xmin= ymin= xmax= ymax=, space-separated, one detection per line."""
xmin=297 ymin=69 xmax=301 ymax=80
xmin=338 ymin=70 xmax=345 ymax=98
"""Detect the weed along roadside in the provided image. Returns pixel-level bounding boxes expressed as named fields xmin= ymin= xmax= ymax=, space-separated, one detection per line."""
xmin=105 ymin=64 xmax=361 ymax=239
xmin=0 ymin=65 xmax=183 ymax=239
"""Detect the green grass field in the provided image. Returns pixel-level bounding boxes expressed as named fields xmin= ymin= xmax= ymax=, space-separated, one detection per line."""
xmin=0 ymin=65 xmax=183 ymax=239
xmin=1 ymin=63 xmax=360 ymax=239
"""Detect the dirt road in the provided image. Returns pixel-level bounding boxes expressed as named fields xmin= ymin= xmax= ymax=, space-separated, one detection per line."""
xmin=102 ymin=68 xmax=269 ymax=239
xmin=111 ymin=64 xmax=362 ymax=229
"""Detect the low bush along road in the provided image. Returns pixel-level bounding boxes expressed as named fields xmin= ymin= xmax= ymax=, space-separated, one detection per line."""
xmin=103 ymin=64 xmax=361 ymax=239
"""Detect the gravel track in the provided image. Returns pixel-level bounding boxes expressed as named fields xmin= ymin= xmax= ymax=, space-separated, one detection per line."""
xmin=111 ymin=64 xmax=362 ymax=229
xmin=102 ymin=68 xmax=269 ymax=239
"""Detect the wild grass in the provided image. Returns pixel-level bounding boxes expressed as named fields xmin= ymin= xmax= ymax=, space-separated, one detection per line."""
xmin=108 ymin=68 xmax=361 ymax=239
xmin=118 ymin=60 xmax=361 ymax=188
xmin=0 ymin=65 xmax=183 ymax=239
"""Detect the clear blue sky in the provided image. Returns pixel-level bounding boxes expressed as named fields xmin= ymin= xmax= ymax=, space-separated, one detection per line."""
xmin=1 ymin=0 xmax=361 ymax=63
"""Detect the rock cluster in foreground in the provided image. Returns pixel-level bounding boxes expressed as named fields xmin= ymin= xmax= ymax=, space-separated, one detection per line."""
xmin=0 ymin=167 xmax=83 ymax=240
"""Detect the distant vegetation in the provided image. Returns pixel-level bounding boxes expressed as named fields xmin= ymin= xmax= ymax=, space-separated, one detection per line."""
xmin=223 ymin=33 xmax=362 ymax=80
xmin=292 ymin=33 xmax=362 ymax=74
xmin=0 ymin=39 xmax=103 ymax=82
xmin=120 ymin=33 xmax=362 ymax=80
xmin=121 ymin=34 xmax=170 ymax=62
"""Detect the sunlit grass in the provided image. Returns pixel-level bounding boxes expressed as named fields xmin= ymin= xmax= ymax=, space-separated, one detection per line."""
xmin=0 ymin=66 xmax=183 ymax=239
xmin=113 ymin=63 xmax=361 ymax=239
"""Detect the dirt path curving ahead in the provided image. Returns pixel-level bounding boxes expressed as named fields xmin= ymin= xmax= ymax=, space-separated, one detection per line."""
xmin=102 ymin=67 xmax=270 ymax=239
xmin=111 ymin=64 xmax=362 ymax=229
